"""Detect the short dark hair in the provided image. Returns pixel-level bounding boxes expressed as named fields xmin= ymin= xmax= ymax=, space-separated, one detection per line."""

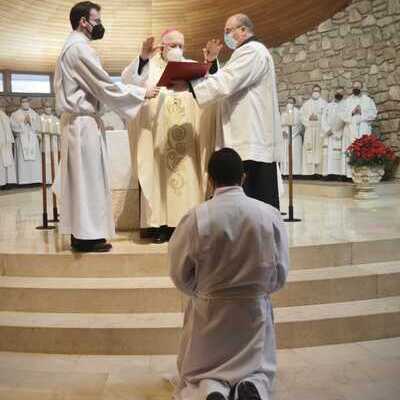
xmin=70 ymin=1 xmax=101 ymax=30
xmin=21 ymin=96 xmax=30 ymax=102
xmin=208 ymin=148 xmax=244 ymax=187
xmin=288 ymin=96 xmax=296 ymax=104
xmin=313 ymin=84 xmax=322 ymax=91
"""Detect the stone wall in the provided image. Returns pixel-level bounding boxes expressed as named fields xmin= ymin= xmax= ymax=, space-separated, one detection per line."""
xmin=271 ymin=0 xmax=400 ymax=166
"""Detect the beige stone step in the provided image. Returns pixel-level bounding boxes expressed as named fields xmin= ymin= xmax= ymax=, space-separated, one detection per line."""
xmin=0 ymin=262 xmax=399 ymax=313
xmin=1 ymin=238 xmax=400 ymax=277
xmin=0 ymin=297 xmax=399 ymax=354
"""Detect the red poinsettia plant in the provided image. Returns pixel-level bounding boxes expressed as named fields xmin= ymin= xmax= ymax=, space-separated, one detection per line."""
xmin=346 ymin=134 xmax=398 ymax=168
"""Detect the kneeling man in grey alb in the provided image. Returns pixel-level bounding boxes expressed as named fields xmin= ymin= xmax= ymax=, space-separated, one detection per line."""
xmin=169 ymin=148 xmax=289 ymax=400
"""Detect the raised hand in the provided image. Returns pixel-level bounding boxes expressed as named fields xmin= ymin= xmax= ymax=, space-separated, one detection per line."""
xmin=202 ymin=39 xmax=223 ymax=63
xmin=145 ymin=86 xmax=161 ymax=99
xmin=140 ymin=37 xmax=161 ymax=61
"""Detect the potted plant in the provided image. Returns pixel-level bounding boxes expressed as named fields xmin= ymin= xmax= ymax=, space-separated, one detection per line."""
xmin=346 ymin=134 xmax=398 ymax=199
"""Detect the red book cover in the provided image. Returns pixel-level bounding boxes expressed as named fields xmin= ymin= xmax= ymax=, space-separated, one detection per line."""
xmin=157 ymin=61 xmax=212 ymax=87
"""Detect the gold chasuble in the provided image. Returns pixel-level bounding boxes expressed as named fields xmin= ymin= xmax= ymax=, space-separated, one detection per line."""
xmin=123 ymin=54 xmax=216 ymax=228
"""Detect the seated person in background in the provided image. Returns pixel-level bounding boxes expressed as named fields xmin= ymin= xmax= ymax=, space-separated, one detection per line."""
xmin=169 ymin=148 xmax=289 ymax=400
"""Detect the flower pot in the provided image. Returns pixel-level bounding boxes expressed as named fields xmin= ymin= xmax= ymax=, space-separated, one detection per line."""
xmin=352 ymin=166 xmax=385 ymax=200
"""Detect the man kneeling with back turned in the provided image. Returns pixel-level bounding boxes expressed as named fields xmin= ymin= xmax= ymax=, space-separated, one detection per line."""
xmin=169 ymin=148 xmax=289 ymax=400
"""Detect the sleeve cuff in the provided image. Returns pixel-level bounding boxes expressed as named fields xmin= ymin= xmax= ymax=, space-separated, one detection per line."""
xmin=138 ymin=57 xmax=149 ymax=75
xmin=209 ymin=59 xmax=219 ymax=75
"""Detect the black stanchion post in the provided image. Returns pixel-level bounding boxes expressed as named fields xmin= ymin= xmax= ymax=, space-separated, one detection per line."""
xmin=36 ymin=131 xmax=56 ymax=230
xmin=49 ymin=133 xmax=59 ymax=223
xmin=284 ymin=109 xmax=301 ymax=223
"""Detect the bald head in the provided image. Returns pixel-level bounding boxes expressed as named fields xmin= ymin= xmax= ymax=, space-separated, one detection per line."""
xmin=224 ymin=14 xmax=254 ymax=48
xmin=229 ymin=14 xmax=254 ymax=33
xmin=161 ymin=29 xmax=184 ymax=44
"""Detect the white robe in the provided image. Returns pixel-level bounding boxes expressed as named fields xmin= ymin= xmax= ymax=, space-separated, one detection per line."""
xmin=169 ymin=186 xmax=289 ymax=400
xmin=300 ymin=98 xmax=328 ymax=175
xmin=191 ymin=40 xmax=283 ymax=164
xmin=10 ymin=108 xmax=42 ymax=184
xmin=40 ymin=114 xmax=60 ymax=184
xmin=122 ymin=54 xmax=216 ymax=228
xmin=280 ymin=107 xmax=303 ymax=175
xmin=0 ymin=110 xmax=17 ymax=186
xmin=54 ymin=31 xmax=146 ymax=239
xmin=339 ymin=94 xmax=378 ymax=178
xmin=321 ymin=101 xmax=346 ymax=176
xmin=101 ymin=110 xmax=126 ymax=131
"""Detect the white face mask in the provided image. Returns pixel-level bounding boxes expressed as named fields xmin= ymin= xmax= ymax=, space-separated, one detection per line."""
xmin=166 ymin=47 xmax=183 ymax=62
xmin=312 ymin=92 xmax=321 ymax=100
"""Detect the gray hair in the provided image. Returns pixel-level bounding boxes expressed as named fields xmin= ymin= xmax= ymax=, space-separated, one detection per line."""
xmin=234 ymin=14 xmax=254 ymax=33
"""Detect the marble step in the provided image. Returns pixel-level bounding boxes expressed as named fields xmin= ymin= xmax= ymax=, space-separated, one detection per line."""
xmin=0 ymin=262 xmax=399 ymax=313
xmin=1 ymin=238 xmax=400 ymax=277
xmin=0 ymin=297 xmax=399 ymax=354
xmin=284 ymin=179 xmax=400 ymax=198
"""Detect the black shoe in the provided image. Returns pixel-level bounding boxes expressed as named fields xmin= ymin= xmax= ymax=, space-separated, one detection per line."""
xmin=72 ymin=242 xmax=112 ymax=253
xmin=206 ymin=393 xmax=227 ymax=400
xmin=152 ymin=226 xmax=169 ymax=244
xmin=237 ymin=382 xmax=261 ymax=400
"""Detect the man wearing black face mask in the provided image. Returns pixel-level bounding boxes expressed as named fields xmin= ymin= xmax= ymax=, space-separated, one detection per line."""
xmin=339 ymin=81 xmax=378 ymax=178
xmin=54 ymin=2 xmax=160 ymax=252
xmin=321 ymin=87 xmax=346 ymax=180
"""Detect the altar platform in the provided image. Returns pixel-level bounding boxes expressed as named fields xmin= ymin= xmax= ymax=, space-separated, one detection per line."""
xmin=0 ymin=186 xmax=399 ymax=399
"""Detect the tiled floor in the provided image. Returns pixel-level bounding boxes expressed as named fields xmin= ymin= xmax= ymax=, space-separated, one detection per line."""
xmin=1 ymin=187 xmax=400 ymax=253
xmin=0 ymin=338 xmax=399 ymax=399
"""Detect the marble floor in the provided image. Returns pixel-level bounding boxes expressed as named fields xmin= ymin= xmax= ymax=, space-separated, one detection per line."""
xmin=0 ymin=187 xmax=399 ymax=253
xmin=0 ymin=338 xmax=399 ymax=400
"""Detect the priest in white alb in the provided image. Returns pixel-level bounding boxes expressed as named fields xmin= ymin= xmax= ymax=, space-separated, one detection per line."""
xmin=10 ymin=97 xmax=42 ymax=185
xmin=300 ymin=85 xmax=328 ymax=176
xmin=0 ymin=107 xmax=17 ymax=187
xmin=54 ymin=1 xmax=159 ymax=252
xmin=281 ymin=97 xmax=303 ymax=176
xmin=169 ymin=148 xmax=289 ymax=400
xmin=321 ymin=87 xmax=346 ymax=179
xmin=171 ymin=14 xmax=283 ymax=211
xmin=339 ymin=80 xmax=378 ymax=178
xmin=121 ymin=29 xmax=218 ymax=243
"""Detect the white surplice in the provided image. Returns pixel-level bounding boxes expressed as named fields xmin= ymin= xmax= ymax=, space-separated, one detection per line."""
xmin=122 ymin=54 xmax=216 ymax=228
xmin=169 ymin=186 xmax=289 ymax=400
xmin=280 ymin=107 xmax=303 ymax=175
xmin=321 ymin=101 xmax=346 ymax=176
xmin=0 ymin=110 xmax=17 ymax=186
xmin=300 ymin=97 xmax=328 ymax=175
xmin=54 ymin=31 xmax=146 ymax=239
xmin=339 ymin=94 xmax=378 ymax=178
xmin=10 ymin=108 xmax=42 ymax=184
xmin=191 ymin=39 xmax=283 ymax=164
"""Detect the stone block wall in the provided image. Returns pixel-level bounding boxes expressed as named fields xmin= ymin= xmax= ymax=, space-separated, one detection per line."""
xmin=271 ymin=0 xmax=400 ymax=166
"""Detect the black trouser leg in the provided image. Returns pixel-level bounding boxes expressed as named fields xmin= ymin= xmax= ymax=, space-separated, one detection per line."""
xmin=243 ymin=160 xmax=280 ymax=210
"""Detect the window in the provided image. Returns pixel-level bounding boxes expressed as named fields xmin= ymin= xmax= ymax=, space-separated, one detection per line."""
xmin=0 ymin=72 xmax=3 ymax=92
xmin=11 ymin=73 xmax=51 ymax=94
